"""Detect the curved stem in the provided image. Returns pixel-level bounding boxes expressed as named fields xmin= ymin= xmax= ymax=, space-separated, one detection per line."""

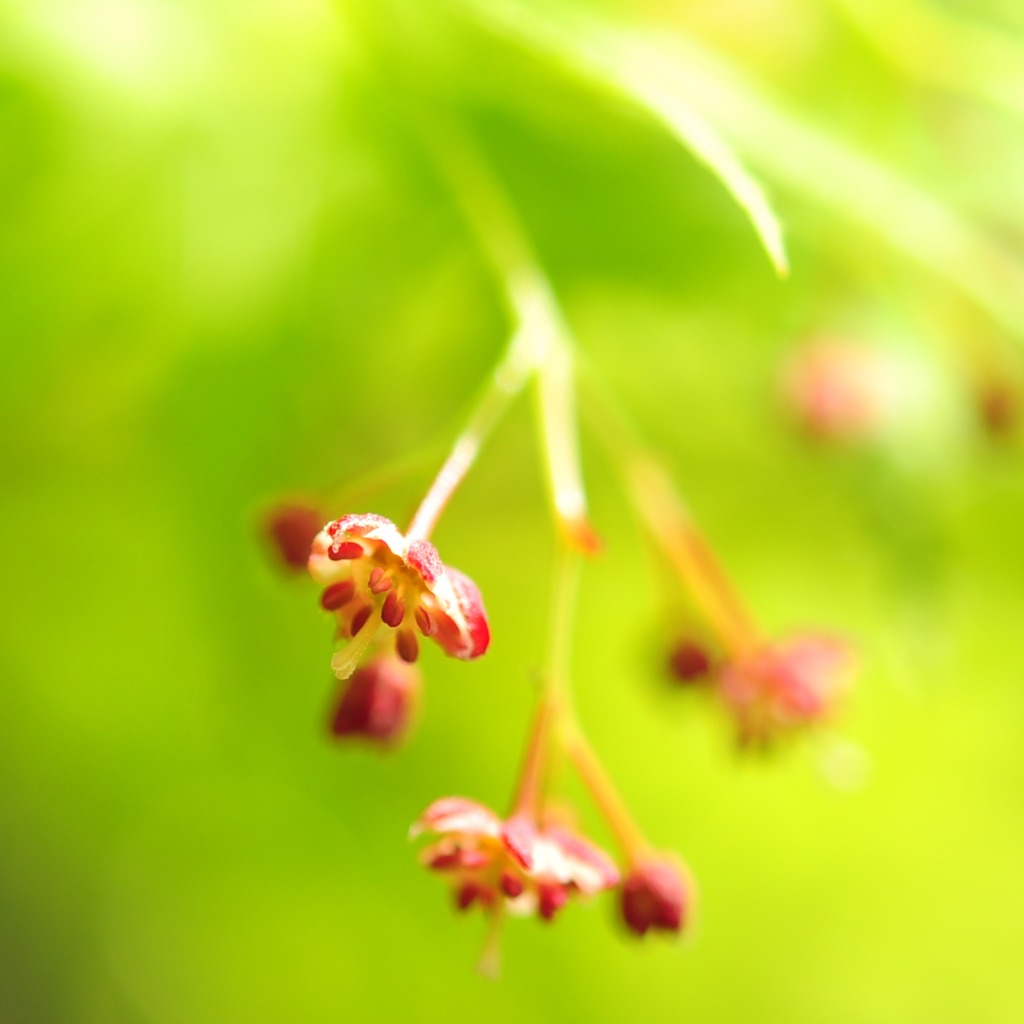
xmin=536 ymin=335 xmax=600 ymax=555
xmin=400 ymin=99 xmax=595 ymax=548
xmin=509 ymin=546 xmax=580 ymax=817
xmin=563 ymin=722 xmax=649 ymax=866
xmin=626 ymin=456 xmax=760 ymax=655
xmin=405 ymin=324 xmax=539 ymax=541
xmin=578 ymin=358 xmax=760 ymax=655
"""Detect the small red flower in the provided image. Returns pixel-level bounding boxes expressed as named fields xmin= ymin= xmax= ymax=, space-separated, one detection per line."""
xmin=718 ymin=634 xmax=853 ymax=745
xmin=412 ymin=797 xmax=620 ymax=921
xmin=329 ymin=652 xmax=419 ymax=746
xmin=265 ymin=503 xmax=325 ymax=571
xmin=620 ymin=856 xmax=691 ymax=937
xmin=308 ymin=513 xmax=490 ymax=679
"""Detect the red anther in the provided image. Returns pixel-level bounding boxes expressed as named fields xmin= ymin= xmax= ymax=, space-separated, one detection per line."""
xmin=396 ymin=630 xmax=419 ymax=664
xmin=415 ymin=606 xmax=437 ymax=637
xmin=368 ymin=569 xmax=391 ymax=593
xmin=500 ymin=872 xmax=524 ymax=899
xmin=368 ymin=566 xmax=393 ymax=594
xmin=328 ymin=541 xmax=364 ymax=561
xmin=428 ymin=848 xmax=490 ymax=872
xmin=538 ymin=884 xmax=568 ymax=921
xmin=349 ymin=605 xmax=372 ymax=637
xmin=320 ymin=580 xmax=356 ymax=611
xmin=381 ymin=590 xmax=406 ymax=628
xmin=427 ymin=850 xmax=465 ymax=871
xmin=456 ymin=883 xmax=481 ymax=911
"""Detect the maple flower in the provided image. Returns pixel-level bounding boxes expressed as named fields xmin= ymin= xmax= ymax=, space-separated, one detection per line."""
xmin=328 ymin=652 xmax=419 ymax=746
xmin=411 ymin=797 xmax=620 ymax=921
xmin=308 ymin=513 xmax=490 ymax=679
xmin=717 ymin=634 xmax=854 ymax=745
xmin=620 ymin=856 xmax=691 ymax=937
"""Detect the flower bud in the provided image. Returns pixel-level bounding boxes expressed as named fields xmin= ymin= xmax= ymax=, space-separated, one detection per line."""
xmin=667 ymin=639 xmax=713 ymax=685
xmin=620 ymin=857 xmax=690 ymax=937
xmin=265 ymin=503 xmax=324 ymax=571
xmin=329 ymin=654 xmax=420 ymax=746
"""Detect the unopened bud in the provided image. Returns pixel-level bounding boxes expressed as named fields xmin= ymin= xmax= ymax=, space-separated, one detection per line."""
xmin=667 ymin=640 xmax=713 ymax=685
xmin=620 ymin=857 xmax=690 ymax=937
xmin=265 ymin=503 xmax=324 ymax=570
xmin=329 ymin=655 xmax=420 ymax=746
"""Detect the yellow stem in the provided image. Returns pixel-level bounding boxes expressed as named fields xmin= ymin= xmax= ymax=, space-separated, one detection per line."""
xmin=563 ymin=722 xmax=649 ymax=866
xmin=579 ymin=358 xmax=761 ymax=655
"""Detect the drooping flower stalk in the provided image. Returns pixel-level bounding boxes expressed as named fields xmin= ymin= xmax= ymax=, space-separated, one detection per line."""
xmin=578 ymin=361 xmax=760 ymax=656
xmin=536 ymin=333 xmax=600 ymax=555
xmin=405 ymin=308 xmax=546 ymax=542
xmin=626 ymin=455 xmax=760 ymax=655
xmin=562 ymin=723 xmax=649 ymax=867
xmin=407 ymin=105 xmax=599 ymax=552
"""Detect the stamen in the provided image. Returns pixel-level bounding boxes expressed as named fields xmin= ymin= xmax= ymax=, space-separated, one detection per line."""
xmin=538 ymin=883 xmax=567 ymax=921
xmin=321 ymin=580 xmax=356 ymax=610
xmin=381 ymin=591 xmax=406 ymax=628
xmin=415 ymin=606 xmax=437 ymax=636
xmin=329 ymin=541 xmax=364 ymax=561
xmin=350 ymin=605 xmax=372 ymax=636
xmin=396 ymin=630 xmax=419 ymax=663
xmin=456 ymin=883 xmax=481 ymax=911
xmin=368 ymin=566 xmax=393 ymax=594
xmin=500 ymin=872 xmax=524 ymax=898
xmin=429 ymin=849 xmax=489 ymax=871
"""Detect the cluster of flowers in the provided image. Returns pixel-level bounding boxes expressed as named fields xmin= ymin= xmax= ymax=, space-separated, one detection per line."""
xmin=667 ymin=633 xmax=853 ymax=748
xmin=268 ymin=475 xmax=852 ymax=963
xmin=269 ymin=506 xmax=688 ymax=937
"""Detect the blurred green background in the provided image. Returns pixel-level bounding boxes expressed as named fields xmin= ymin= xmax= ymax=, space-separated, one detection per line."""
xmin=2 ymin=0 xmax=1023 ymax=1021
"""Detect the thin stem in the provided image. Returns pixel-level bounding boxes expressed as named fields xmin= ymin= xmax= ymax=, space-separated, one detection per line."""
xmin=563 ymin=723 xmax=649 ymax=866
xmin=405 ymin=322 xmax=538 ymax=540
xmin=578 ymin=358 xmax=760 ymax=655
xmin=546 ymin=545 xmax=581 ymax=707
xmin=536 ymin=335 xmax=600 ymax=555
xmin=401 ymin=99 xmax=595 ymax=547
xmin=509 ymin=694 xmax=556 ymax=819
xmin=627 ymin=456 xmax=760 ymax=655
xmin=509 ymin=546 xmax=581 ymax=817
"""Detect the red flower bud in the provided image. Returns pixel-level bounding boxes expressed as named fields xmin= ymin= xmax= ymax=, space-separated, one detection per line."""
xmin=265 ymin=503 xmax=324 ymax=571
xmin=620 ymin=857 xmax=690 ymax=937
xmin=667 ymin=639 xmax=713 ymax=685
xmin=329 ymin=654 xmax=419 ymax=746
